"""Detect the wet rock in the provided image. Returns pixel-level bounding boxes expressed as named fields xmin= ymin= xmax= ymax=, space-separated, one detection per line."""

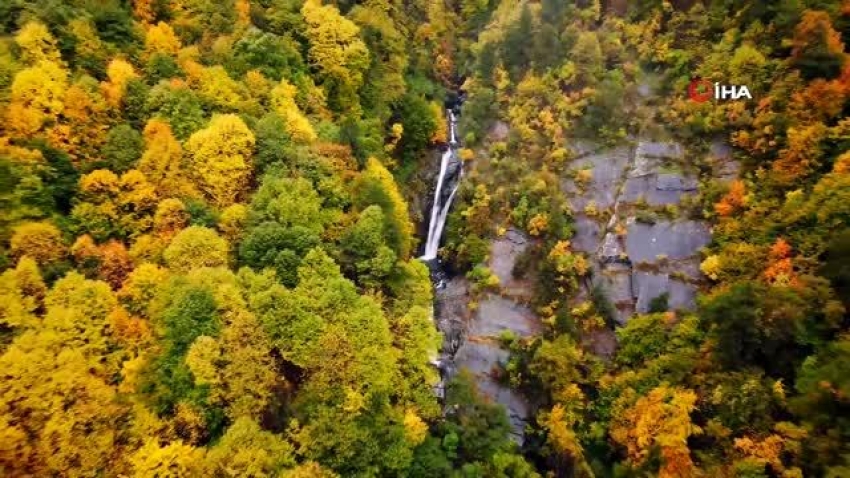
xmin=565 ymin=147 xmax=632 ymax=210
xmin=637 ymin=82 xmax=653 ymax=98
xmin=489 ymin=228 xmax=534 ymax=299
xmin=625 ymin=219 xmax=710 ymax=263
xmin=454 ymin=293 xmax=541 ymax=443
xmin=668 ymin=280 xmax=698 ymax=311
xmin=597 ymin=268 xmax=634 ymax=305
xmin=568 ymin=139 xmax=600 ymax=159
xmin=656 ymin=173 xmax=698 ymax=192
xmin=709 ymin=138 xmax=740 ymax=182
xmin=632 ymin=271 xmax=670 ymax=313
xmin=599 ymin=232 xmax=625 ymax=260
xmin=453 ymin=339 xmax=530 ymax=440
xmin=571 ymin=215 xmax=602 ymax=254
xmin=637 ymin=141 xmax=684 ymax=160
xmin=620 ymin=170 xmax=698 ymax=206
xmin=435 ymin=277 xmax=470 ymax=357
xmin=583 ymin=327 xmax=618 ymax=360
xmin=470 ymin=295 xmax=540 ymax=338
xmin=621 ymin=175 xmax=654 ymax=203
xmin=631 ymin=141 xmax=683 ymax=178
xmin=673 ymin=258 xmax=703 ymax=283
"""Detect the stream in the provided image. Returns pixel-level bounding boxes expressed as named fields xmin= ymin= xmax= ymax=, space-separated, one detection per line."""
xmin=420 ymin=108 xmax=537 ymax=443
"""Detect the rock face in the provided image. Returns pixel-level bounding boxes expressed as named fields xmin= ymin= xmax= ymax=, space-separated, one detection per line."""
xmin=563 ymin=139 xmax=731 ymax=324
xmin=445 ymin=228 xmax=542 ymax=443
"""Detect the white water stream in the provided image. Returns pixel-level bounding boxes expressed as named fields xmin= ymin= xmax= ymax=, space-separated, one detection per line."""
xmin=421 ymin=111 xmax=461 ymax=260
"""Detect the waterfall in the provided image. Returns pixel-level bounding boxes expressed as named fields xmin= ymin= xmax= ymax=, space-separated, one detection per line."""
xmin=421 ymin=111 xmax=462 ymax=261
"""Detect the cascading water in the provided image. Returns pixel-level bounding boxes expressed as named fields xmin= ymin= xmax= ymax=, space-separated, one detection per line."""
xmin=421 ymin=108 xmax=465 ymax=399
xmin=421 ymin=111 xmax=462 ymax=261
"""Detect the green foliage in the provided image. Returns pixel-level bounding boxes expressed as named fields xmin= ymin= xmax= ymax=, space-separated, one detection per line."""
xmin=249 ymin=175 xmax=328 ymax=235
xmin=397 ymin=93 xmax=438 ymax=163
xmin=700 ymin=281 xmax=807 ymax=377
xmin=229 ymin=29 xmax=305 ymax=81
xmin=146 ymin=83 xmax=207 ymax=140
xmin=98 ymin=124 xmax=143 ymax=173
xmin=239 ymin=222 xmax=319 ymax=287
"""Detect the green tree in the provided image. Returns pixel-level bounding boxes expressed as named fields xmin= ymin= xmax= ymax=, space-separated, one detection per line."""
xmin=353 ymin=158 xmax=413 ymax=259
xmin=99 ymin=124 xmax=144 ymax=173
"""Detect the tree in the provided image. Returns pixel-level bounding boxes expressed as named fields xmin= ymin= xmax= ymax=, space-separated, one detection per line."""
xmin=100 ymin=124 xmax=144 ymax=173
xmin=101 ymin=58 xmax=139 ymax=109
xmin=0 ymin=256 xmax=44 ymax=332
xmin=611 ymin=385 xmax=701 ymax=478
xmin=118 ymin=262 xmax=170 ymax=318
xmin=793 ymin=339 xmax=850 ymax=473
xmin=271 ymin=79 xmax=317 ymax=143
xmin=163 ymin=226 xmax=229 ymax=273
xmin=47 ymin=83 xmax=109 ymax=166
xmin=205 ymin=417 xmax=295 ymax=476
xmin=10 ymin=221 xmax=66 ymax=266
xmin=700 ymin=281 xmax=807 ymax=377
xmin=6 ymin=60 xmax=68 ymax=137
xmin=539 ymin=403 xmax=593 ymax=477
xmin=239 ymin=221 xmax=320 ymax=286
xmin=300 ymin=0 xmax=370 ymax=113
xmin=14 ymin=21 xmax=61 ymax=65
xmin=144 ymin=22 xmax=181 ymax=60
xmin=138 ymin=119 xmax=198 ymax=199
xmin=185 ymin=114 xmax=255 ymax=208
xmin=340 ymin=205 xmax=397 ymax=286
xmin=248 ymin=176 xmax=327 ymax=234
xmin=71 ymin=169 xmax=159 ymax=241
xmin=229 ymin=29 xmax=306 ymax=81
xmin=350 ymin=2 xmax=409 ymax=116
xmin=0 ymin=333 xmax=128 ymax=476
xmin=217 ymin=203 xmax=247 ymax=243
xmin=397 ymin=94 xmax=438 ymax=163
xmin=353 ymin=158 xmax=413 ymax=259
xmin=130 ymin=440 xmax=206 ymax=477
xmin=791 ymin=10 xmax=847 ymax=80
xmin=145 ymin=82 xmax=207 ymax=140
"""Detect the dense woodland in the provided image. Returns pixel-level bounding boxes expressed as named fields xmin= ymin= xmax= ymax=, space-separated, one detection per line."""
xmin=0 ymin=0 xmax=849 ymax=477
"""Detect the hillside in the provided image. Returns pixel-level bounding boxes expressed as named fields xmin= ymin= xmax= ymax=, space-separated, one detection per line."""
xmin=1 ymin=1 xmax=850 ymax=477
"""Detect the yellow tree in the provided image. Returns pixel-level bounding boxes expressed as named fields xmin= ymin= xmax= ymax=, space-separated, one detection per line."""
xmin=14 ymin=21 xmax=62 ymax=65
xmin=118 ymin=262 xmax=170 ymax=318
xmin=186 ymin=310 xmax=278 ymax=421
xmin=301 ymin=0 xmax=370 ymax=112
xmin=0 ymin=335 xmax=128 ymax=476
xmin=68 ymin=19 xmax=107 ymax=71
xmin=540 ymin=401 xmax=593 ymax=477
xmin=611 ymin=385 xmax=701 ymax=478
xmin=138 ymin=119 xmax=198 ymax=199
xmin=185 ymin=114 xmax=255 ymax=208
xmin=132 ymin=0 xmax=157 ymax=24
xmin=205 ymin=417 xmax=295 ymax=476
xmin=0 ymin=257 xmax=45 ymax=332
xmin=10 ymin=221 xmax=67 ymax=266
xmin=6 ymin=60 xmax=68 ymax=136
xmin=271 ymin=79 xmax=317 ymax=143
xmin=144 ymin=22 xmax=182 ymax=60
xmin=163 ymin=226 xmax=229 ymax=273
xmin=130 ymin=440 xmax=206 ymax=477
xmin=47 ymin=83 xmax=109 ymax=165
xmin=0 ymin=272 xmax=129 ymax=476
xmin=101 ymin=58 xmax=139 ymax=109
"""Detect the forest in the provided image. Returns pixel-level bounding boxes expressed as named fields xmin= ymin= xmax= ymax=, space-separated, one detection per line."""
xmin=0 ymin=0 xmax=849 ymax=477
